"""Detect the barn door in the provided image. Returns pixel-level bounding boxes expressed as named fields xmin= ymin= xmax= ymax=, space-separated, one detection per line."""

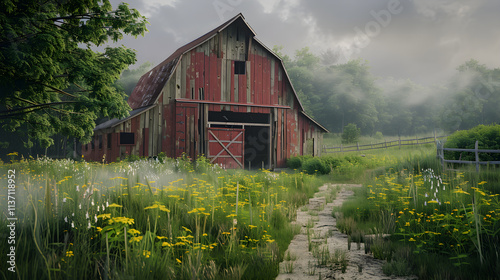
xmin=207 ymin=128 xmax=244 ymax=168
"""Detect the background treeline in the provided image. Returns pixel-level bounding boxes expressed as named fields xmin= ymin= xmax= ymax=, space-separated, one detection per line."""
xmin=272 ymin=46 xmax=500 ymax=136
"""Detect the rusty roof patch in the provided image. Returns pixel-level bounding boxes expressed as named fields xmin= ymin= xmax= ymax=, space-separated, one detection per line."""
xmin=127 ymin=57 xmax=180 ymax=109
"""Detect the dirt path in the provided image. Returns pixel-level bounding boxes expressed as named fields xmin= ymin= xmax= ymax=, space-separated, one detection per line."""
xmin=276 ymin=184 xmax=416 ymax=280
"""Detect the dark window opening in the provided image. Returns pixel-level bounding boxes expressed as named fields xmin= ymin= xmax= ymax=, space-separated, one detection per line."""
xmin=91 ymin=138 xmax=95 ymax=150
xmin=98 ymin=135 xmax=103 ymax=149
xmin=191 ymin=87 xmax=194 ymax=99
xmin=85 ymin=144 xmax=88 ymax=151
xmin=120 ymin=132 xmax=135 ymax=145
xmin=234 ymin=61 xmax=246 ymax=75
xmin=107 ymin=133 xmax=112 ymax=149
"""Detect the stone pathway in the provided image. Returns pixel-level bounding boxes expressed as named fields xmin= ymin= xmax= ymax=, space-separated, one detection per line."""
xmin=276 ymin=184 xmax=417 ymax=280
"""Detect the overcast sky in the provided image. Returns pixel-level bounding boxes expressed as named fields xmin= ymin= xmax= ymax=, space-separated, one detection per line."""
xmin=110 ymin=0 xmax=500 ymax=86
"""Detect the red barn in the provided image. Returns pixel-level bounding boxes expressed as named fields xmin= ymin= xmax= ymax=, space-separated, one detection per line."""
xmin=83 ymin=13 xmax=328 ymax=169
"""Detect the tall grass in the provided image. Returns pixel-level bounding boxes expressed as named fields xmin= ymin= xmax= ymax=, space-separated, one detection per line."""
xmin=0 ymin=156 xmax=324 ymax=280
xmin=335 ymin=150 xmax=500 ymax=279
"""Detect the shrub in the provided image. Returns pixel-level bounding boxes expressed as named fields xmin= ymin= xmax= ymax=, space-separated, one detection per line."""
xmin=444 ymin=124 xmax=500 ymax=161
xmin=287 ymin=156 xmax=303 ymax=169
xmin=286 ymin=155 xmax=312 ymax=169
xmin=302 ymin=157 xmax=330 ymax=175
xmin=342 ymin=123 xmax=360 ymax=144
xmin=321 ymin=156 xmax=344 ymax=169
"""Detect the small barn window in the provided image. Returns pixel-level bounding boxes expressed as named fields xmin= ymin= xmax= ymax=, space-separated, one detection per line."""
xmin=98 ymin=135 xmax=103 ymax=150
xmin=107 ymin=133 xmax=112 ymax=149
xmin=234 ymin=61 xmax=246 ymax=75
xmin=120 ymin=132 xmax=135 ymax=145
xmin=91 ymin=138 xmax=95 ymax=150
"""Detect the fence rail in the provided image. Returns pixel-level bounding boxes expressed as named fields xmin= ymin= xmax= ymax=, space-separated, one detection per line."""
xmin=323 ymin=135 xmax=448 ymax=153
xmin=436 ymin=140 xmax=500 ymax=172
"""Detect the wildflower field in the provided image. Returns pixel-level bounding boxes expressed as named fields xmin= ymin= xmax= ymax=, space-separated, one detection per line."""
xmin=0 ymin=155 xmax=324 ymax=280
xmin=338 ymin=158 xmax=500 ymax=279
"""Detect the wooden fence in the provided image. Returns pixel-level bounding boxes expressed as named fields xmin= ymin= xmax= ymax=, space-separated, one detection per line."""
xmin=436 ymin=140 xmax=500 ymax=172
xmin=322 ymin=135 xmax=448 ymax=154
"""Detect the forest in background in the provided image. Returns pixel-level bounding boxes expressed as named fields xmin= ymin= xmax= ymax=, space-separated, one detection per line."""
xmin=273 ymin=46 xmax=500 ymax=136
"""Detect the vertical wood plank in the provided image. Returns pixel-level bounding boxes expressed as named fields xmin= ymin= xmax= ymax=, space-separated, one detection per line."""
xmin=226 ymin=59 xmax=232 ymax=110
xmin=270 ymin=59 xmax=275 ymax=104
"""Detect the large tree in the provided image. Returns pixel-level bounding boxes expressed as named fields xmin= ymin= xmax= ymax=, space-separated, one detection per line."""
xmin=0 ymin=0 xmax=147 ymax=148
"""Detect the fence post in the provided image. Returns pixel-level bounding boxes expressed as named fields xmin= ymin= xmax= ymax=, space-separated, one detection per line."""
xmin=475 ymin=140 xmax=479 ymax=173
xmin=340 ymin=143 xmax=343 ymax=152
xmin=357 ymin=142 xmax=360 ymax=151
xmin=442 ymin=142 xmax=445 ymax=171
xmin=399 ymin=136 xmax=401 ymax=150
xmin=436 ymin=141 xmax=440 ymax=159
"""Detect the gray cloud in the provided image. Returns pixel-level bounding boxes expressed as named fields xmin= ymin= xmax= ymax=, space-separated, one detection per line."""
xmin=109 ymin=0 xmax=500 ymax=85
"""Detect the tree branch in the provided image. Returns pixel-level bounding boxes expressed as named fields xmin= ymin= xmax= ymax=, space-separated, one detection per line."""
xmin=42 ymin=84 xmax=77 ymax=98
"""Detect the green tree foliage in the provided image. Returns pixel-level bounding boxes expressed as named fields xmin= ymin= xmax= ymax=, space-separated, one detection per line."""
xmin=341 ymin=123 xmax=360 ymax=144
xmin=444 ymin=124 xmax=500 ymax=161
xmin=441 ymin=59 xmax=500 ymax=131
xmin=0 ymin=0 xmax=148 ymax=148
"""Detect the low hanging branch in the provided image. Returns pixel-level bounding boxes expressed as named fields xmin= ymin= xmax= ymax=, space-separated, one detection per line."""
xmin=0 ymin=101 xmax=80 ymax=119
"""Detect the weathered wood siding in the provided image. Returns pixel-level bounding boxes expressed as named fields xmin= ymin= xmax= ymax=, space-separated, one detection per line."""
xmin=83 ymin=16 xmax=325 ymax=166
